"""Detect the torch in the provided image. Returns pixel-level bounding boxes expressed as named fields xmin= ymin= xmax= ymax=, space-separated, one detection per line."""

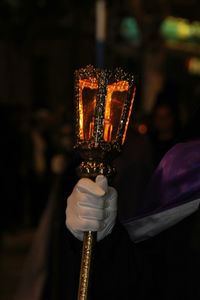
xmin=74 ymin=65 xmax=136 ymax=300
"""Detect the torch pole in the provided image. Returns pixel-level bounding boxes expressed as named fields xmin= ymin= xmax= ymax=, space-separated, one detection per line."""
xmin=77 ymin=231 xmax=96 ymax=300
xmin=76 ymin=161 xmax=113 ymax=300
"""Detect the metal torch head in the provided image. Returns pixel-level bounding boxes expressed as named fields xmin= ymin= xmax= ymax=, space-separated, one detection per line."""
xmin=74 ymin=65 xmax=136 ymax=178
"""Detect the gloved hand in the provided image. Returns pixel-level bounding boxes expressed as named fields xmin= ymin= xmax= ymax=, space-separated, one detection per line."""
xmin=65 ymin=175 xmax=117 ymax=241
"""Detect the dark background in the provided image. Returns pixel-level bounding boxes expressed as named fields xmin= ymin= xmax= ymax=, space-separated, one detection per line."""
xmin=0 ymin=1 xmax=200 ymax=299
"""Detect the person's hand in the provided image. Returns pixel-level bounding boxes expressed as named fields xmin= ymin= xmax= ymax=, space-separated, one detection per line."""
xmin=65 ymin=175 xmax=117 ymax=241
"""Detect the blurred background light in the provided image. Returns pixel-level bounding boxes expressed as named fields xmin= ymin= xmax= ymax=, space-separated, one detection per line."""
xmin=120 ymin=17 xmax=141 ymax=44
xmin=187 ymin=57 xmax=200 ymax=75
xmin=160 ymin=16 xmax=200 ymax=42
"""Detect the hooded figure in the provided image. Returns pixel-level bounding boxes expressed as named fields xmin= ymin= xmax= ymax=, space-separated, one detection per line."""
xmin=15 ymin=106 xmax=200 ymax=300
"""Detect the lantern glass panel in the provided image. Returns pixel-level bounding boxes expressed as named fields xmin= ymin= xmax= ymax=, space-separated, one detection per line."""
xmin=79 ymin=79 xmax=98 ymax=140
xmin=104 ymin=81 xmax=129 ymax=142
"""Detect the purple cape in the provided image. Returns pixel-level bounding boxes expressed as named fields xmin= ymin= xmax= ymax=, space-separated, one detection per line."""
xmin=133 ymin=139 xmax=200 ymax=220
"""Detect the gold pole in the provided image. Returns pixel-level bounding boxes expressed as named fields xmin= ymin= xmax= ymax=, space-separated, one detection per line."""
xmin=77 ymin=231 xmax=96 ymax=300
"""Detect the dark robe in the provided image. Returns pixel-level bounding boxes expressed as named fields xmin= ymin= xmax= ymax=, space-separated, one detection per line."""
xmin=43 ymin=139 xmax=200 ymax=300
xmin=44 ymin=205 xmax=200 ymax=300
xmin=15 ymin=137 xmax=200 ymax=300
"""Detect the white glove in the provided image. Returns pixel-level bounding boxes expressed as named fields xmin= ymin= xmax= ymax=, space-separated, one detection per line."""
xmin=65 ymin=175 xmax=117 ymax=241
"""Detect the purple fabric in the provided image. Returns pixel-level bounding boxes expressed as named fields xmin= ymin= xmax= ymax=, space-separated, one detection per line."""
xmin=130 ymin=139 xmax=200 ymax=221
